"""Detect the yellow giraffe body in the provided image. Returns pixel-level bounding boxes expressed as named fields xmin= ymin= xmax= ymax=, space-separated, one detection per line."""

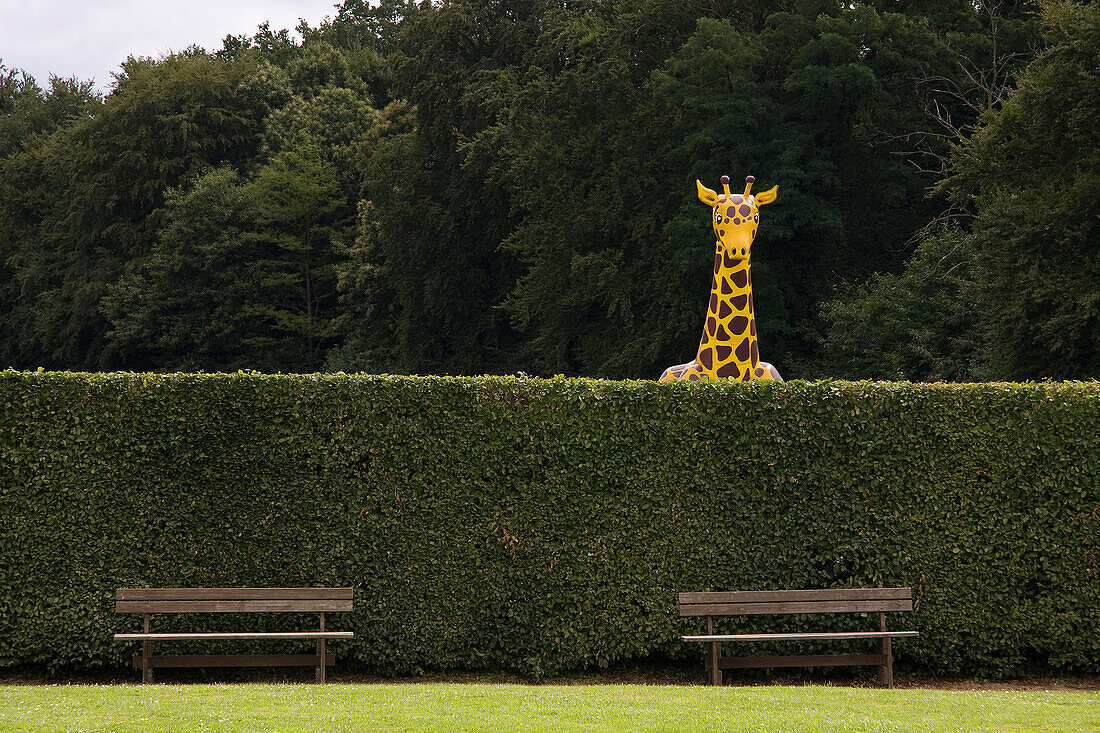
xmin=660 ymin=175 xmax=782 ymax=383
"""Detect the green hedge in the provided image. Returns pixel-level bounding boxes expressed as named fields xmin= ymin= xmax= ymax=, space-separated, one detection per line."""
xmin=1 ymin=371 xmax=1098 ymax=678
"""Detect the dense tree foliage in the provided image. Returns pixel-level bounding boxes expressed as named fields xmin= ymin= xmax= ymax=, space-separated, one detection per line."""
xmin=819 ymin=0 xmax=1098 ymax=381
xmin=817 ymin=227 xmax=983 ymax=380
xmin=1 ymin=1 xmax=1095 ymax=380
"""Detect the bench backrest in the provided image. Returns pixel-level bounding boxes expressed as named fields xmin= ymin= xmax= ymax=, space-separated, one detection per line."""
xmin=116 ymin=588 xmax=354 ymax=614
xmin=678 ymin=588 xmax=912 ymax=617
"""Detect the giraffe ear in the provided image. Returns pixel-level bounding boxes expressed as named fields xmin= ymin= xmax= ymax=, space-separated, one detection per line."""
xmin=696 ymin=180 xmax=720 ymax=206
xmin=754 ymin=185 xmax=778 ymax=206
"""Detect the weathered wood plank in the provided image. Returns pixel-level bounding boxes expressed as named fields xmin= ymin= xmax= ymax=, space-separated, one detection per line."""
xmin=115 ymin=632 xmax=354 ymax=641
xmin=132 ymin=653 xmax=334 ymax=669
xmin=116 ymin=588 xmax=353 ymax=601
xmin=682 ymin=631 xmax=919 ymax=643
xmin=718 ymin=653 xmax=885 ymax=669
xmin=116 ymin=600 xmax=354 ymax=613
xmin=679 ymin=588 xmax=911 ymax=605
xmin=679 ymin=599 xmax=913 ymax=616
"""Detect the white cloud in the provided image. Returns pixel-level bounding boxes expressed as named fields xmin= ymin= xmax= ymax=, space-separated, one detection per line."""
xmin=0 ymin=0 xmax=340 ymax=91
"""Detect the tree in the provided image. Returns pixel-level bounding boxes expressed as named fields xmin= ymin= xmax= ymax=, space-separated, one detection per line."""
xmin=333 ymin=0 xmax=558 ymax=375
xmin=263 ymin=85 xmax=380 ymax=200
xmin=105 ymin=144 xmax=348 ymax=372
xmin=946 ymin=0 xmax=1100 ymax=379
xmin=816 ymin=227 xmax=983 ymax=380
xmin=9 ymin=51 xmax=277 ymax=369
xmin=818 ymin=1 xmax=1095 ymax=382
xmin=0 ymin=67 xmax=99 ymax=157
xmin=467 ymin=0 xmax=707 ymax=377
xmin=300 ymin=0 xmax=420 ymax=104
xmin=244 ymin=143 xmax=348 ymax=370
xmin=0 ymin=68 xmax=100 ymax=367
xmin=102 ymin=168 xmax=257 ymax=370
xmin=327 ymin=102 xmax=418 ymax=373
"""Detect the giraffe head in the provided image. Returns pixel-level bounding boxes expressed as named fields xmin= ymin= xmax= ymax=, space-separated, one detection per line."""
xmin=697 ymin=175 xmax=778 ymax=263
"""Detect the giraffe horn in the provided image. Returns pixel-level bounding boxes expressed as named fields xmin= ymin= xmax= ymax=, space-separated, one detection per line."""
xmin=744 ymin=175 xmax=755 ymax=196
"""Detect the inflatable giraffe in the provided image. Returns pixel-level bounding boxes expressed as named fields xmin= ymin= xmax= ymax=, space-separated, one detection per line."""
xmin=660 ymin=175 xmax=783 ymax=383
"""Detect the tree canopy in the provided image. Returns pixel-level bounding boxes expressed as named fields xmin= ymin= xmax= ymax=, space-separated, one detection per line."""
xmin=1 ymin=0 xmax=1094 ymax=381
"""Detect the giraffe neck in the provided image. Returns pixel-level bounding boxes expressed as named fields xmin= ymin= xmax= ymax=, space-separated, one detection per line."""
xmin=695 ymin=248 xmax=758 ymax=380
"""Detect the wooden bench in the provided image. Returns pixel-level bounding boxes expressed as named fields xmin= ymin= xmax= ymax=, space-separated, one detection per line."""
xmin=114 ymin=587 xmax=354 ymax=683
xmin=679 ymin=587 xmax=918 ymax=687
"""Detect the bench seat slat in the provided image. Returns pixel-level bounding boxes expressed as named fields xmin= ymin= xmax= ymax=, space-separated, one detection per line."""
xmin=678 ymin=588 xmax=911 ymax=605
xmin=116 ymin=588 xmax=353 ymax=601
xmin=682 ymin=631 xmax=919 ymax=643
xmin=680 ymin=599 xmax=912 ymax=616
xmin=116 ymin=600 xmax=353 ymax=613
xmin=115 ymin=632 xmax=354 ymax=641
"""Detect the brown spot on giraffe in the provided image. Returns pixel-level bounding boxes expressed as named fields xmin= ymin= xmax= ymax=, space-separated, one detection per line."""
xmin=709 ymin=293 xmax=717 ymax=312
xmin=730 ymin=315 xmax=749 ymax=334
xmin=731 ymin=269 xmax=747 ymax=288
xmin=750 ymin=320 xmax=756 ymax=336
xmin=723 ymin=251 xmax=739 ymax=268
xmin=755 ymin=367 xmax=765 ymax=377
xmin=687 ymin=372 xmax=700 ymax=381
xmin=739 ymin=204 xmax=751 ymax=216
xmin=718 ymin=301 xmax=732 ymax=319
xmin=699 ymin=348 xmax=714 ymax=369
xmin=717 ymin=324 xmax=730 ymax=341
xmin=716 ymin=344 xmax=731 ymax=360
xmin=735 ymin=338 xmax=750 ymax=362
xmin=716 ymin=362 xmax=740 ymax=378
xmin=731 ymin=294 xmax=747 ymax=309
xmin=721 ymin=278 xmax=732 ymax=295
xmin=750 ymin=341 xmax=759 ymax=366
xmin=707 ymin=316 xmax=716 ymax=337
xmin=731 ymin=195 xmax=743 ymax=204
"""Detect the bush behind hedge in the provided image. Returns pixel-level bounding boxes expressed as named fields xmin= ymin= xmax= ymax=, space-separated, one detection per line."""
xmin=1 ymin=371 xmax=1098 ymax=678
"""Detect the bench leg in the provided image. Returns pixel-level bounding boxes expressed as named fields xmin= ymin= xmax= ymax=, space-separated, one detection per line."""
xmin=708 ymin=641 xmax=722 ymax=686
xmin=316 ymin=612 xmax=326 ymax=683
xmin=705 ymin=615 xmax=722 ymax=686
xmin=877 ymin=636 xmax=893 ymax=688
xmin=875 ymin=611 xmax=893 ymax=686
xmin=141 ymin=614 xmax=153 ymax=684
xmin=141 ymin=641 xmax=153 ymax=684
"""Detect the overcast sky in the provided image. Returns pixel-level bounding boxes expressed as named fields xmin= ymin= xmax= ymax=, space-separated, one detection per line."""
xmin=1 ymin=0 xmax=341 ymax=92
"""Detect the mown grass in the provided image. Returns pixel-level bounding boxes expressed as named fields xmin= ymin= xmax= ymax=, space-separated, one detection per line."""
xmin=1 ymin=683 xmax=1097 ymax=732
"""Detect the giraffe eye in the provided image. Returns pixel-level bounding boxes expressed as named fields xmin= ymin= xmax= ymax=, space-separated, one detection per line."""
xmin=754 ymin=213 xmax=759 ymax=222
xmin=715 ymin=213 xmax=722 ymax=224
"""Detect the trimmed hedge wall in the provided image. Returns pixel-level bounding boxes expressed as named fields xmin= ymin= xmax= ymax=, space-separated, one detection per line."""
xmin=1 ymin=371 xmax=1098 ymax=678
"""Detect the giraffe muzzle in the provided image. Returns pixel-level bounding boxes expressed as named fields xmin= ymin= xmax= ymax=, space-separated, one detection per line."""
xmin=718 ymin=234 xmax=753 ymax=262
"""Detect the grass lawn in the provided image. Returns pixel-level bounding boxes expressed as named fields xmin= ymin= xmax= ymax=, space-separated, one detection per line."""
xmin=0 ymin=683 xmax=1097 ymax=732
